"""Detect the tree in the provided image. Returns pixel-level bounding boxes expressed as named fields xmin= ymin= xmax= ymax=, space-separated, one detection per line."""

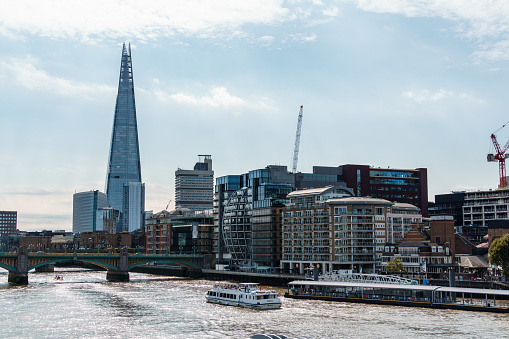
xmin=489 ymin=234 xmax=509 ymax=277
xmin=384 ymin=257 xmax=406 ymax=274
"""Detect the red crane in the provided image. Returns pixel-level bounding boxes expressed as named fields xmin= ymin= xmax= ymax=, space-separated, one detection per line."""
xmin=488 ymin=121 xmax=509 ymax=188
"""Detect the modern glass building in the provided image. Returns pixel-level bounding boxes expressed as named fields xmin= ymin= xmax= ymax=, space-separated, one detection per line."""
xmin=105 ymin=43 xmax=145 ymax=232
xmin=72 ymin=191 xmax=107 ymax=234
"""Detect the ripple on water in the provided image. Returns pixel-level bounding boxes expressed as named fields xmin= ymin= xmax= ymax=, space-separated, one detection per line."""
xmin=1 ymin=270 xmax=509 ymax=338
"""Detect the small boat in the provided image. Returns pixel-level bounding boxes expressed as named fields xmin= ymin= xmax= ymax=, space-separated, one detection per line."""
xmin=206 ymin=283 xmax=281 ymax=310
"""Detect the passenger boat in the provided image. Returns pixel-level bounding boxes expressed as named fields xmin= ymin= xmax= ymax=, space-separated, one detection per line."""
xmin=206 ymin=283 xmax=281 ymax=310
xmin=286 ymin=280 xmax=509 ymax=313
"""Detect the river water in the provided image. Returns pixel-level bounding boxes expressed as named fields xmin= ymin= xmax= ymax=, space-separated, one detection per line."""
xmin=0 ymin=268 xmax=508 ymax=338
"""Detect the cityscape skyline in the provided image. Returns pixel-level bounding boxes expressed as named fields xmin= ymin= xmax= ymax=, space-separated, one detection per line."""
xmin=1 ymin=1 xmax=509 ymax=230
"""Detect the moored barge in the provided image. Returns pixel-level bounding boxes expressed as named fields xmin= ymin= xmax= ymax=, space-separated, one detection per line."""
xmin=286 ymin=280 xmax=509 ymax=313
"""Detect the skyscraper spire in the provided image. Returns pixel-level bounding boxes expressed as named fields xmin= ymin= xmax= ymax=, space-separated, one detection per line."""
xmin=105 ymin=43 xmax=144 ymax=232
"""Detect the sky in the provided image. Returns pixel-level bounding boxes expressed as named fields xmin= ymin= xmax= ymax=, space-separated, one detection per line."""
xmin=1 ymin=0 xmax=509 ymax=231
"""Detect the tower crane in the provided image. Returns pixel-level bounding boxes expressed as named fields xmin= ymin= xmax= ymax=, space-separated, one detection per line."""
xmin=292 ymin=105 xmax=304 ymax=173
xmin=487 ymin=121 xmax=509 ymax=188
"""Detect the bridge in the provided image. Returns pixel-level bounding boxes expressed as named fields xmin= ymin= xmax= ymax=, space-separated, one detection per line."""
xmin=0 ymin=247 xmax=205 ymax=285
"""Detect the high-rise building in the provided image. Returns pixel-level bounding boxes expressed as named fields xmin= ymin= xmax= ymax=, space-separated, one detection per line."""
xmin=175 ymin=155 xmax=214 ymax=211
xmin=105 ymin=43 xmax=145 ymax=233
xmin=0 ymin=211 xmax=17 ymax=237
xmin=72 ymin=191 xmax=107 ymax=233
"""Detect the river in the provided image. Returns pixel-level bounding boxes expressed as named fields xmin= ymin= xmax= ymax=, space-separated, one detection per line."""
xmin=0 ymin=268 xmax=508 ymax=338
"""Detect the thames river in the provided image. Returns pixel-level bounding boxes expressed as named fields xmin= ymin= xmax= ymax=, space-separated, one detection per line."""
xmin=0 ymin=269 xmax=508 ymax=338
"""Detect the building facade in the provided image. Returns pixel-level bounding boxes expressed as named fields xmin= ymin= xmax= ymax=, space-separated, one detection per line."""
xmin=175 ymin=155 xmax=214 ymax=211
xmin=105 ymin=43 xmax=145 ymax=233
xmin=145 ymin=209 xmax=214 ymax=254
xmin=282 ymin=190 xmax=422 ymax=275
xmin=72 ymin=190 xmax=107 ymax=234
xmin=382 ymin=216 xmax=456 ymax=278
xmin=214 ymin=165 xmax=347 ymax=269
xmin=429 ymin=191 xmax=465 ymax=227
xmin=314 ymin=165 xmax=428 ymax=216
xmin=0 ymin=211 xmax=17 ymax=237
xmin=77 ymin=231 xmax=132 ymax=250
xmin=460 ymin=188 xmax=509 ymax=243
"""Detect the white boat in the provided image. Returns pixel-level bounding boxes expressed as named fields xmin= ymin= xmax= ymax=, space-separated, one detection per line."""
xmin=205 ymin=283 xmax=281 ymax=310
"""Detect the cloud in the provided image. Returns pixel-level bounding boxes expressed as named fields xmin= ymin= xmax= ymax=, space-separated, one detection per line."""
xmin=290 ymin=33 xmax=317 ymax=43
xmin=259 ymin=35 xmax=275 ymax=44
xmin=351 ymin=0 xmax=509 ymax=62
xmin=0 ymin=56 xmax=115 ymax=99
xmin=154 ymin=86 xmax=278 ymax=114
xmin=0 ymin=1 xmax=292 ymax=43
xmin=323 ymin=6 xmax=340 ymax=17
xmin=402 ymin=88 xmax=483 ymax=103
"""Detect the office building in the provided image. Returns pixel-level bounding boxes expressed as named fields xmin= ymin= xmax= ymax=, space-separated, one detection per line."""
xmin=0 ymin=211 xmax=17 ymax=237
xmin=105 ymin=43 xmax=145 ymax=232
xmin=175 ymin=155 xmax=214 ymax=211
xmin=214 ymin=165 xmax=351 ymax=269
xmin=72 ymin=191 xmax=107 ymax=233
xmin=313 ymin=165 xmax=428 ymax=216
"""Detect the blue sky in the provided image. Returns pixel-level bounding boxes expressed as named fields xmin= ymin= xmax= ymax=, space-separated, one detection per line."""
xmin=1 ymin=0 xmax=509 ymax=231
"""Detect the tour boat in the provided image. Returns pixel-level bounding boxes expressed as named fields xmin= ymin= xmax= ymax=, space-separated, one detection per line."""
xmin=206 ymin=283 xmax=281 ymax=310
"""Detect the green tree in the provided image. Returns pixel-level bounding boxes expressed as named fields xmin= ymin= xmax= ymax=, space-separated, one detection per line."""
xmin=489 ymin=234 xmax=509 ymax=277
xmin=384 ymin=257 xmax=406 ymax=274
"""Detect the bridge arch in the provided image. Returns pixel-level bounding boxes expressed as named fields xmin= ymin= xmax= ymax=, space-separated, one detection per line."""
xmin=128 ymin=258 xmax=202 ymax=270
xmin=0 ymin=263 xmax=15 ymax=272
xmin=28 ymin=258 xmax=119 ymax=272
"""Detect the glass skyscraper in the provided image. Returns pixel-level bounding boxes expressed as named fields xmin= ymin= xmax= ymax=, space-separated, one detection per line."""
xmin=105 ymin=43 xmax=145 ymax=232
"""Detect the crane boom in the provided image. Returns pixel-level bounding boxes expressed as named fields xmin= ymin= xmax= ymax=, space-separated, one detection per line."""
xmin=292 ymin=105 xmax=303 ymax=173
xmin=488 ymin=123 xmax=509 ymax=188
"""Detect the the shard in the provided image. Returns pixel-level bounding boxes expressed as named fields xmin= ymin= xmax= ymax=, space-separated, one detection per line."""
xmin=105 ymin=43 xmax=145 ymax=232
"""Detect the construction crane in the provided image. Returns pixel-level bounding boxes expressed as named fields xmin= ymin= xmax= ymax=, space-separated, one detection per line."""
xmin=165 ymin=199 xmax=172 ymax=210
xmin=292 ymin=105 xmax=304 ymax=173
xmin=487 ymin=121 xmax=509 ymax=188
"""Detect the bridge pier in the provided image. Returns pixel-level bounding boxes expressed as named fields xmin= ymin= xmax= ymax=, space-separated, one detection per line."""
xmin=8 ymin=247 xmax=28 ymax=285
xmin=35 ymin=264 xmax=55 ymax=273
xmin=106 ymin=248 xmax=129 ymax=282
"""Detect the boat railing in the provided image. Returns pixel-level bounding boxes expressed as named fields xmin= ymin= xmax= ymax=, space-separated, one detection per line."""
xmin=316 ymin=272 xmax=418 ymax=285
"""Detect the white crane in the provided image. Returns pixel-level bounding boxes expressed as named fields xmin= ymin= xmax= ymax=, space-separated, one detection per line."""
xmin=292 ymin=105 xmax=304 ymax=173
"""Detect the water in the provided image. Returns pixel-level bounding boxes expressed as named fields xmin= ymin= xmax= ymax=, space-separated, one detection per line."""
xmin=1 ymin=268 xmax=508 ymax=338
